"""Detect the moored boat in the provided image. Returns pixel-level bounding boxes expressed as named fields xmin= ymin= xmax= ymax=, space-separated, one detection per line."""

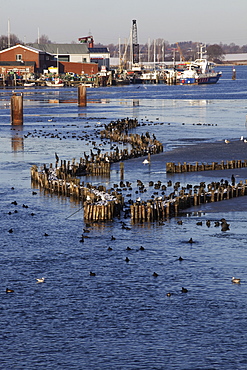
xmin=177 ymin=45 xmax=222 ymax=85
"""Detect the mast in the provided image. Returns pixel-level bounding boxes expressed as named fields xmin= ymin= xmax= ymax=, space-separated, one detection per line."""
xmin=7 ymin=19 xmax=10 ymax=48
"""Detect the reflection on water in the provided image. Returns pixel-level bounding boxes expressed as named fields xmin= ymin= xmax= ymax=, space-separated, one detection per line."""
xmin=11 ymin=126 xmax=24 ymax=152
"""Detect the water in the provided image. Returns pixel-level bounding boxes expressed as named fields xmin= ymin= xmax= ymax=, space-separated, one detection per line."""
xmin=1 ymin=66 xmax=247 ymax=369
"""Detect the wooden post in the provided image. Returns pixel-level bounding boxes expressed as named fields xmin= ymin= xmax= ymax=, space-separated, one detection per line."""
xmin=120 ymin=162 xmax=124 ymax=180
xmin=78 ymin=85 xmax=87 ymax=107
xmin=11 ymin=92 xmax=23 ymax=125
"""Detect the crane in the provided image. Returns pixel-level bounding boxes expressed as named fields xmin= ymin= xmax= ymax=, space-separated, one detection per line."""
xmin=176 ymin=42 xmax=185 ymax=62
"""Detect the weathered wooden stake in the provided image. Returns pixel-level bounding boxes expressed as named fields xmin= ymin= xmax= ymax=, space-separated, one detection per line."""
xmin=11 ymin=92 xmax=23 ymax=125
xmin=78 ymin=85 xmax=87 ymax=107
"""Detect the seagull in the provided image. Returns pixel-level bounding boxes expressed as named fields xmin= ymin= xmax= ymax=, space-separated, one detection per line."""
xmin=232 ymin=277 xmax=241 ymax=284
xmin=224 ymin=139 xmax=230 ymax=144
xmin=36 ymin=277 xmax=45 ymax=283
xmin=143 ymin=159 xmax=150 ymax=165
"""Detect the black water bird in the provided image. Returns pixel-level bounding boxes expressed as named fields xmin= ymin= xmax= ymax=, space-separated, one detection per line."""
xmin=181 ymin=287 xmax=188 ymax=293
xmin=153 ymin=272 xmax=159 ymax=277
xmin=6 ymin=288 xmax=14 ymax=293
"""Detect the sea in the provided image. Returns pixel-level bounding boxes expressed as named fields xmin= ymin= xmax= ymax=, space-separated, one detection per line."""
xmin=1 ymin=65 xmax=247 ymax=369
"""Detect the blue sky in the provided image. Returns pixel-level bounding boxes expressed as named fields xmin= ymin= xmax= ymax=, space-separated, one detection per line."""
xmin=1 ymin=0 xmax=246 ymax=46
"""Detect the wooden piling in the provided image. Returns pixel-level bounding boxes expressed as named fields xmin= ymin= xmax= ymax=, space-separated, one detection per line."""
xmin=78 ymin=85 xmax=87 ymax=107
xmin=11 ymin=92 xmax=23 ymax=125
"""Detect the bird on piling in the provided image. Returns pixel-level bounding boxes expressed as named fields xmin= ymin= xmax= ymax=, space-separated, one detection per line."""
xmin=232 ymin=277 xmax=241 ymax=284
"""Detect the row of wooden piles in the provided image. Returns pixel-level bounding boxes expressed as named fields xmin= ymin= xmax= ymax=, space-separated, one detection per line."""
xmin=101 ymin=118 xmax=163 ymax=156
xmin=166 ymin=159 xmax=247 ymax=173
xmin=31 ymin=164 xmax=124 ymax=221
xmin=130 ymin=180 xmax=247 ymax=222
xmin=46 ymin=118 xmax=163 ymax=178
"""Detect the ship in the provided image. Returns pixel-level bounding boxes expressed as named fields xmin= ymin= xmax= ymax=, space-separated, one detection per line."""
xmin=176 ymin=45 xmax=222 ymax=85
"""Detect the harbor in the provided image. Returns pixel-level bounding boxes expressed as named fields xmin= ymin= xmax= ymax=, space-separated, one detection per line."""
xmin=1 ymin=65 xmax=247 ymax=369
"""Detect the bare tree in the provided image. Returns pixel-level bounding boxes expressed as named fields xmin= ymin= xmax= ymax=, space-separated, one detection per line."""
xmin=35 ymin=34 xmax=52 ymax=44
xmin=0 ymin=34 xmax=22 ymax=50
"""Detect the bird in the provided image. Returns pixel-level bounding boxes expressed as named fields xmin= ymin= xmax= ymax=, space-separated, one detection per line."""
xmin=111 ymin=235 xmax=116 ymax=240
xmin=90 ymin=271 xmax=96 ymax=276
xmin=36 ymin=277 xmax=45 ymax=283
xmin=8 ymin=228 xmax=13 ymax=233
xmin=181 ymin=287 xmax=188 ymax=293
xmin=143 ymin=159 xmax=150 ymax=165
xmin=153 ymin=272 xmax=159 ymax=277
xmin=178 ymin=256 xmax=184 ymax=261
xmin=188 ymin=237 xmax=195 ymax=243
xmin=125 ymin=257 xmax=130 ymax=262
xmin=6 ymin=288 xmax=14 ymax=293
xmin=166 ymin=292 xmax=172 ymax=297
xmin=140 ymin=246 xmax=145 ymax=251
xmin=224 ymin=139 xmax=230 ymax=144
xmin=232 ymin=277 xmax=241 ymax=284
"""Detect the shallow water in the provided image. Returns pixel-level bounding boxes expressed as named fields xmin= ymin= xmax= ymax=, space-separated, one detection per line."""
xmin=1 ymin=66 xmax=247 ymax=369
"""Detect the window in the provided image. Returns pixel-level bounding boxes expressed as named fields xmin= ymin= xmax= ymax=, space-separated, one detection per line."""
xmin=16 ymin=54 xmax=22 ymax=61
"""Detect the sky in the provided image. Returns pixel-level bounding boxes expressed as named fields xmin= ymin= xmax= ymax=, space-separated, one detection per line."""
xmin=0 ymin=0 xmax=247 ymax=46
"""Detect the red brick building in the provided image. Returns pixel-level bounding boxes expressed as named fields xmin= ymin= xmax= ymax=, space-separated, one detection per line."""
xmin=0 ymin=44 xmax=54 ymax=74
xmin=0 ymin=44 xmax=99 ymax=76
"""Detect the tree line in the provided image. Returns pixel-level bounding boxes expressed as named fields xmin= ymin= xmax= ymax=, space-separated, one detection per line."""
xmin=1 ymin=33 xmax=247 ymax=62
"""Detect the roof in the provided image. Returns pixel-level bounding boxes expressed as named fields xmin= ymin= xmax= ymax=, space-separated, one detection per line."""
xmin=0 ymin=44 xmax=50 ymax=55
xmin=89 ymin=47 xmax=109 ymax=53
xmin=30 ymin=43 xmax=89 ymax=55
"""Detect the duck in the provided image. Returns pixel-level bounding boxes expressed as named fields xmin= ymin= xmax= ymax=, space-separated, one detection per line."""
xmin=6 ymin=288 xmax=14 ymax=293
xmin=166 ymin=292 xmax=172 ymax=297
xmin=153 ymin=272 xmax=159 ymax=277
xmin=90 ymin=271 xmax=96 ymax=276
xmin=188 ymin=237 xmax=195 ymax=244
xmin=181 ymin=287 xmax=188 ymax=293
xmin=232 ymin=277 xmax=241 ymax=284
xmin=36 ymin=277 xmax=45 ymax=283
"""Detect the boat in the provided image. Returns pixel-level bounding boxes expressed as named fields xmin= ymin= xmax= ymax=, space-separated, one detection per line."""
xmin=23 ymin=82 xmax=36 ymax=87
xmin=46 ymin=79 xmax=64 ymax=87
xmin=176 ymin=45 xmax=222 ymax=85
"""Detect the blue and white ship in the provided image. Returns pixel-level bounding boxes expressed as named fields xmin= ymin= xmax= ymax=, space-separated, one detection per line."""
xmin=178 ymin=45 xmax=222 ymax=85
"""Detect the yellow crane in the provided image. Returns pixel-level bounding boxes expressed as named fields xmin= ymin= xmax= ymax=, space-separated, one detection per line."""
xmin=176 ymin=43 xmax=185 ymax=62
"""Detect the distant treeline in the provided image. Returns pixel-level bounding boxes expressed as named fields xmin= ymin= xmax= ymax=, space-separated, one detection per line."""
xmin=1 ymin=34 xmax=246 ymax=62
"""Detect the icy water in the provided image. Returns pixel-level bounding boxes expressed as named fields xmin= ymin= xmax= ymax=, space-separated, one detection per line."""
xmin=1 ymin=66 xmax=247 ymax=369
